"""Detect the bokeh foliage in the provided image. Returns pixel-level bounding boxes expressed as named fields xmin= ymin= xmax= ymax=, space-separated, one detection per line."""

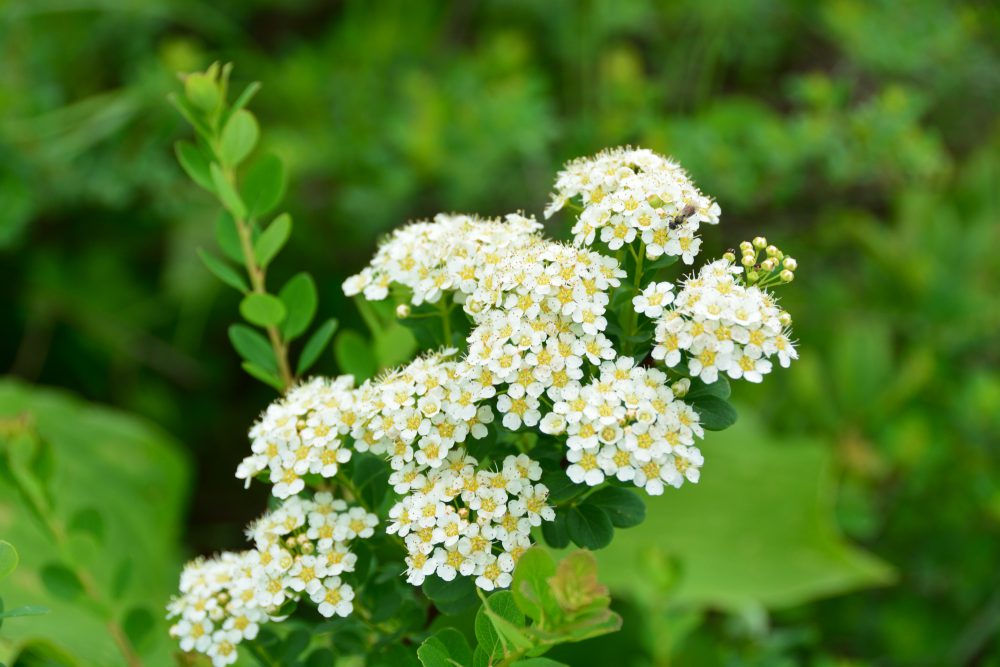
xmin=2 ymin=0 xmax=999 ymax=664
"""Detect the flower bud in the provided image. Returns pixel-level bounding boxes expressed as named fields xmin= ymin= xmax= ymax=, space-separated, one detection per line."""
xmin=671 ymin=378 xmax=690 ymax=397
xmin=760 ymin=258 xmax=776 ymax=272
xmin=746 ymin=270 xmax=759 ymax=283
xmin=395 ymin=303 xmax=411 ymax=319
xmin=765 ymin=245 xmax=779 ymax=257
xmin=783 ymin=257 xmax=798 ymax=271
xmin=723 ymin=251 xmax=736 ymax=262
xmin=739 ymin=241 xmax=753 ymax=253
xmin=741 ymin=254 xmax=756 ymax=268
xmin=779 ymin=311 xmax=792 ymax=327
xmin=780 ymin=269 xmax=794 ymax=283
xmin=753 ymin=236 xmax=767 ymax=249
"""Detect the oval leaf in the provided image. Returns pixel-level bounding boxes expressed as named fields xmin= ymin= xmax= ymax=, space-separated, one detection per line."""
xmin=296 ymin=318 xmax=339 ymax=376
xmin=279 ymin=273 xmax=318 ymax=341
xmin=220 ymin=109 xmax=259 ymax=167
xmin=334 ymin=330 xmax=377 ymax=380
xmin=197 ymin=249 xmax=248 ymax=292
xmin=0 ymin=541 xmax=18 ymax=581
xmin=209 ymin=163 xmax=247 ymax=219
xmin=175 ymin=141 xmax=214 ymax=192
xmin=566 ymin=504 xmax=614 ymax=550
xmin=240 ymin=293 xmax=286 ymax=327
xmin=228 ymin=324 xmax=277 ymax=372
xmin=244 ymin=154 xmax=286 ymax=218
xmin=584 ymin=487 xmax=646 ymax=529
xmin=254 ymin=213 xmax=292 ymax=268
xmin=40 ymin=564 xmax=84 ymax=601
xmin=689 ymin=395 xmax=738 ymax=431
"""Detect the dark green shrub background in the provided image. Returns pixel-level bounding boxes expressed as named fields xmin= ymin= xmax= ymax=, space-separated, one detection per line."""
xmin=2 ymin=1 xmax=998 ymax=664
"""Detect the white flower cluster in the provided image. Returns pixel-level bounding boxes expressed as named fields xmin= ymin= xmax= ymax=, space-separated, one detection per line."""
xmin=650 ymin=259 xmax=798 ymax=383
xmin=350 ymin=350 xmax=496 ymax=470
xmin=387 ymin=451 xmax=554 ymax=591
xmin=168 ymin=494 xmax=376 ymax=666
xmin=342 ymin=213 xmax=542 ymax=305
xmin=539 ymin=358 xmax=703 ymax=495
xmin=236 ymin=377 xmax=357 ymax=499
xmin=544 ymin=147 xmax=720 ymax=263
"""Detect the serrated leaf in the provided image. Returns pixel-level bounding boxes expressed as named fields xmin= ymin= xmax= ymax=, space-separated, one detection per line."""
xmin=0 ymin=541 xmax=17 ymax=581
xmin=254 ymin=213 xmax=291 ymax=268
xmin=335 ymin=330 xmax=377 ymax=380
xmin=296 ymin=318 xmax=338 ymax=376
xmin=209 ymin=162 xmax=246 ymax=219
xmin=279 ymin=273 xmax=317 ymax=341
xmin=584 ymin=487 xmax=646 ymax=529
xmin=229 ymin=324 xmax=277 ymax=372
xmin=175 ymin=141 xmax=214 ymax=192
xmin=244 ymin=154 xmax=286 ymax=218
xmin=547 ymin=551 xmax=610 ymax=616
xmin=510 ymin=547 xmax=560 ymax=626
xmin=566 ymin=504 xmax=614 ymax=550
xmin=417 ymin=628 xmax=473 ymax=667
xmin=239 ymin=293 xmax=286 ymax=327
xmin=197 ymin=249 xmax=248 ymax=292
xmin=689 ymin=395 xmax=738 ymax=431
xmin=220 ymin=109 xmax=259 ymax=167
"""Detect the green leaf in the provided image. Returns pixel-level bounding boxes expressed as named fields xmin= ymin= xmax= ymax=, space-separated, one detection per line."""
xmin=511 ymin=659 xmax=569 ymax=667
xmin=510 ymin=547 xmax=559 ymax=626
xmin=418 ymin=627 xmax=473 ymax=667
xmin=220 ymin=109 xmax=259 ymax=167
xmin=423 ymin=575 xmax=479 ymax=615
xmin=214 ymin=212 xmax=244 ymax=264
xmin=228 ymin=324 xmax=277 ymax=373
xmin=374 ymin=325 xmax=418 ymax=369
xmin=228 ymin=81 xmax=262 ymax=118
xmin=279 ymin=273 xmax=318 ymax=341
xmin=548 ymin=551 xmax=610 ymax=616
xmin=595 ymin=413 xmax=895 ymax=611
xmin=242 ymin=362 xmax=284 ymax=391
xmin=244 ymin=154 xmax=286 ymax=218
xmin=209 ymin=162 xmax=247 ymax=219
xmin=175 ymin=141 xmax=215 ymax=192
xmin=335 ymin=330 xmax=377 ymax=380
xmin=475 ymin=591 xmax=528 ymax=659
xmin=566 ymin=504 xmax=614 ymax=550
xmin=122 ymin=607 xmax=154 ymax=651
xmin=39 ymin=564 xmax=83 ymax=601
xmin=239 ymin=293 xmax=286 ymax=327
xmin=0 ymin=541 xmax=18 ymax=581
xmin=688 ymin=395 xmax=738 ymax=431
xmin=0 ymin=379 xmax=189 ymax=663
xmin=686 ymin=375 xmax=732 ymax=401
xmin=296 ymin=318 xmax=339 ymax=376
xmin=197 ymin=248 xmax=248 ymax=292
xmin=184 ymin=72 xmax=220 ymax=112
xmin=584 ymin=487 xmax=646 ymax=529
xmin=254 ymin=213 xmax=292 ymax=268
xmin=541 ymin=511 xmax=570 ymax=549
xmin=304 ymin=648 xmax=337 ymax=667
xmin=67 ymin=507 xmax=105 ymax=545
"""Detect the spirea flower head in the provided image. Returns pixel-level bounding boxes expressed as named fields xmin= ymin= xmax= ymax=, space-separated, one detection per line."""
xmin=237 ymin=376 xmax=357 ymax=498
xmin=167 ymin=495 xmax=375 ymax=666
xmin=650 ymin=257 xmax=798 ymax=383
xmin=545 ymin=147 xmax=721 ymax=263
xmin=386 ymin=449 xmax=553 ymax=590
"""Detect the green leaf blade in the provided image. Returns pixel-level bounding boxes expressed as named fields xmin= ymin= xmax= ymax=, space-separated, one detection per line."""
xmin=296 ymin=318 xmax=339 ymax=376
xmin=254 ymin=213 xmax=292 ymax=268
xmin=239 ymin=293 xmax=286 ymax=328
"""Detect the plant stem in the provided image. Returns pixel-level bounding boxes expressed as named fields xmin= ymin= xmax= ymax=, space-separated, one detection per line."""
xmin=438 ymin=300 xmax=453 ymax=346
xmin=623 ymin=243 xmax=646 ymax=355
xmin=223 ymin=166 xmax=293 ymax=391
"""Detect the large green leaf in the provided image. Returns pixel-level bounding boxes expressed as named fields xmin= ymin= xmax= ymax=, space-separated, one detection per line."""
xmin=0 ymin=380 xmax=190 ymax=666
xmin=595 ymin=411 xmax=894 ymax=611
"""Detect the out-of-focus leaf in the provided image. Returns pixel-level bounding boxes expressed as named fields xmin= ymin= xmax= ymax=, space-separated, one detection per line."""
xmin=279 ymin=273 xmax=317 ymax=341
xmin=239 ymin=293 xmax=286 ymax=327
xmin=174 ymin=141 xmax=214 ymax=192
xmin=0 ymin=542 xmax=18 ymax=581
xmin=296 ymin=318 xmax=339 ymax=376
xmin=220 ymin=109 xmax=259 ymax=167
xmin=197 ymin=248 xmax=248 ymax=293
xmin=228 ymin=324 xmax=277 ymax=373
xmin=244 ymin=153 xmax=286 ymax=218
xmin=210 ymin=162 xmax=247 ymax=219
xmin=335 ymin=330 xmax=377 ymax=380
xmin=596 ymin=412 xmax=895 ymax=611
xmin=254 ymin=213 xmax=291 ymax=268
xmin=0 ymin=380 xmax=189 ymax=664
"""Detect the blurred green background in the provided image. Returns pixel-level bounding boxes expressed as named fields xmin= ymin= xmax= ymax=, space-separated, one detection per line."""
xmin=2 ymin=0 xmax=999 ymax=665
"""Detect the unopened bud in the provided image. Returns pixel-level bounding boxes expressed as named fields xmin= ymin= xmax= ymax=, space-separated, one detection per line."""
xmin=783 ymin=257 xmax=798 ymax=271
xmin=746 ymin=270 xmax=759 ymax=283
xmin=395 ymin=303 xmax=411 ymax=319
xmin=739 ymin=241 xmax=753 ymax=253
xmin=779 ymin=311 xmax=792 ymax=327
xmin=741 ymin=254 xmax=756 ymax=268
xmin=722 ymin=251 xmax=736 ymax=262
xmin=765 ymin=245 xmax=779 ymax=257
xmin=753 ymin=236 xmax=767 ymax=249
xmin=760 ymin=259 xmax=776 ymax=272
xmin=780 ymin=269 xmax=794 ymax=283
